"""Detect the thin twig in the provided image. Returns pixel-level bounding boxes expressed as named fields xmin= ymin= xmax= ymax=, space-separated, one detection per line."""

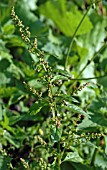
xmin=69 ymin=74 xmax=107 ymax=81
xmin=68 ymin=43 xmax=106 ymax=91
xmin=64 ymin=0 xmax=102 ymax=70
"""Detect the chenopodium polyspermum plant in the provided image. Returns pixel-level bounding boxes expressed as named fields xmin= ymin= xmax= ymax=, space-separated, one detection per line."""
xmin=11 ymin=6 xmax=104 ymax=169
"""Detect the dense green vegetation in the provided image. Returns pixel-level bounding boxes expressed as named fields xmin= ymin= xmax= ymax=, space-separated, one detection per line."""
xmin=0 ymin=0 xmax=107 ymax=169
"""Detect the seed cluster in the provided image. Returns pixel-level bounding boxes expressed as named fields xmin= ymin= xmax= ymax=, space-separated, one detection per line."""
xmin=20 ymin=158 xmax=30 ymax=170
xmin=11 ymin=6 xmax=55 ymax=116
xmin=73 ymin=82 xmax=90 ymax=95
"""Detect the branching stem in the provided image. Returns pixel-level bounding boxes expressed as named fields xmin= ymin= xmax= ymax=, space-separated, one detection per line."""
xmin=68 ymin=43 xmax=106 ymax=92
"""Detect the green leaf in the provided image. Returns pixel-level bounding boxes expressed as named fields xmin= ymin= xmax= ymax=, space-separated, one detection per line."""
xmin=0 ymin=72 xmax=10 ymax=85
xmin=5 ymin=35 xmax=26 ymax=47
xmin=3 ymin=130 xmax=20 ymax=148
xmin=65 ymin=104 xmax=89 ymax=117
xmin=0 ymin=87 xmax=17 ymax=98
xmin=55 ymin=94 xmax=80 ymax=106
xmin=54 ymin=69 xmax=72 ymax=79
xmin=17 ymin=62 xmax=35 ymax=77
xmin=39 ymin=0 xmax=93 ymax=36
xmin=42 ymin=42 xmax=63 ymax=59
xmin=0 ymin=2 xmax=10 ymax=24
xmin=52 ymin=75 xmax=68 ymax=82
xmin=9 ymin=115 xmax=25 ymax=125
xmin=29 ymin=100 xmax=48 ymax=115
xmin=0 ymin=50 xmax=12 ymax=62
xmin=51 ymin=125 xmax=62 ymax=143
xmin=63 ymin=151 xmax=83 ymax=163
xmin=88 ymin=92 xmax=107 ymax=126
xmin=94 ymin=153 xmax=107 ymax=169
xmin=3 ymin=21 xmax=15 ymax=35
xmin=77 ymin=117 xmax=97 ymax=131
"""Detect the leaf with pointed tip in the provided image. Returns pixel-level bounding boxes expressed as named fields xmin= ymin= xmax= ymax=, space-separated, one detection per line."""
xmin=63 ymin=151 xmax=83 ymax=163
xmin=29 ymin=100 xmax=49 ymax=115
xmin=65 ymin=104 xmax=90 ymax=117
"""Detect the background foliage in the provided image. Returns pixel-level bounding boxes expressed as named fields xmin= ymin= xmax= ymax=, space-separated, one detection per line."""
xmin=0 ymin=0 xmax=107 ymax=169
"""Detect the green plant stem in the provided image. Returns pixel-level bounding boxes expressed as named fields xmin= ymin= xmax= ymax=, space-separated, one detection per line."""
xmin=90 ymin=138 xmax=100 ymax=166
xmin=69 ymin=74 xmax=107 ymax=80
xmin=68 ymin=43 xmax=106 ymax=92
xmin=57 ymin=141 xmax=61 ymax=170
xmin=64 ymin=5 xmax=92 ymax=70
xmin=60 ymin=74 xmax=107 ymax=81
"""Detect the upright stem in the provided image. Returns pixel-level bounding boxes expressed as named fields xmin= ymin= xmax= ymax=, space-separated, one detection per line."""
xmin=64 ymin=5 xmax=92 ymax=70
xmin=57 ymin=141 xmax=61 ymax=170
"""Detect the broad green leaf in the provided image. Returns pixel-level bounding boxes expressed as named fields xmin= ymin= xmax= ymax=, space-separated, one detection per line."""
xmin=17 ymin=62 xmax=35 ymax=77
xmin=0 ymin=72 xmax=10 ymax=85
xmin=52 ymin=75 xmax=68 ymax=82
xmin=29 ymin=100 xmax=48 ymax=115
xmin=0 ymin=87 xmax=17 ymax=98
xmin=88 ymin=92 xmax=107 ymax=126
xmin=9 ymin=115 xmax=25 ymax=125
xmin=39 ymin=0 xmax=93 ymax=36
xmin=29 ymin=102 xmax=42 ymax=115
xmin=5 ymin=35 xmax=26 ymax=47
xmin=56 ymin=94 xmax=79 ymax=103
xmin=42 ymin=42 xmax=63 ymax=59
xmin=0 ymin=40 xmax=8 ymax=52
xmin=54 ymin=69 xmax=72 ymax=79
xmin=0 ymin=50 xmax=12 ymax=62
xmin=51 ymin=125 xmax=62 ymax=143
xmin=0 ymin=2 xmax=10 ymax=24
xmin=77 ymin=117 xmax=97 ymax=131
xmin=3 ymin=130 xmax=20 ymax=148
xmin=63 ymin=151 xmax=83 ymax=163
xmin=6 ymin=63 xmax=25 ymax=79
xmin=65 ymin=104 xmax=89 ymax=117
xmin=3 ymin=21 xmax=15 ymax=35
xmin=94 ymin=153 xmax=107 ymax=169
xmin=0 ymin=114 xmax=15 ymax=134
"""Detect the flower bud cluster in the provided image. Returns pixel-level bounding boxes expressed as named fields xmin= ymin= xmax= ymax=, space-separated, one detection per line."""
xmin=11 ymin=6 xmax=59 ymax=117
xmin=73 ymin=82 xmax=89 ymax=95
xmin=23 ymin=81 xmax=42 ymax=98
xmin=65 ymin=131 xmax=103 ymax=145
xmin=11 ymin=7 xmax=30 ymax=44
xmin=38 ymin=158 xmax=47 ymax=170
xmin=37 ymin=135 xmax=47 ymax=146
xmin=20 ymin=158 xmax=30 ymax=170
xmin=11 ymin=6 xmax=41 ymax=55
